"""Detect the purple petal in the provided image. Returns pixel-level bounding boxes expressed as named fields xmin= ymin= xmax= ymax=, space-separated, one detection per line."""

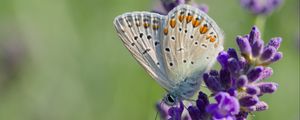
xmin=237 ymin=75 xmax=248 ymax=88
xmin=197 ymin=91 xmax=209 ymax=111
xmin=203 ymin=72 xmax=209 ymax=80
xmin=267 ymin=37 xmax=282 ymax=49
xmin=239 ymin=96 xmax=259 ymax=107
xmin=247 ymin=101 xmax=269 ymax=112
xmin=246 ymin=85 xmax=260 ymax=95
xmin=270 ymin=52 xmax=283 ymax=62
xmin=206 ymin=104 xmax=218 ymax=114
xmin=257 ymin=82 xmax=278 ymax=94
xmin=260 ymin=46 xmax=277 ymax=61
xmin=168 ymin=107 xmax=182 ymax=120
xmin=210 ymin=70 xmax=219 ymax=76
xmin=236 ymin=36 xmax=252 ymax=55
xmin=204 ymin=76 xmax=223 ymax=93
xmin=254 ymin=101 xmax=269 ymax=111
xmin=214 ymin=92 xmax=226 ymax=103
xmin=207 ymin=92 xmax=240 ymax=118
xmin=228 ymin=88 xmax=238 ymax=97
xmin=227 ymin=48 xmax=239 ymax=60
xmin=238 ymin=57 xmax=247 ymax=69
xmin=251 ymin=40 xmax=264 ymax=57
xmin=260 ymin=67 xmax=273 ymax=80
xmin=227 ymin=58 xmax=241 ymax=74
xmin=156 ymin=102 xmax=169 ymax=119
xmin=235 ymin=111 xmax=248 ymax=120
xmin=187 ymin=106 xmax=201 ymax=120
xmin=217 ymin=51 xmax=230 ymax=69
xmin=249 ymin=26 xmax=261 ymax=45
xmin=220 ymin=69 xmax=232 ymax=89
xmin=247 ymin=66 xmax=263 ymax=82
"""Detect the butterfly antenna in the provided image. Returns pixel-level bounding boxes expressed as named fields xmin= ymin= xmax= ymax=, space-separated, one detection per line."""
xmin=155 ymin=110 xmax=159 ymax=120
xmin=155 ymin=100 xmax=163 ymax=120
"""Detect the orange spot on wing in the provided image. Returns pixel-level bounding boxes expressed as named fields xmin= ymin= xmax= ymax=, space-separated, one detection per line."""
xmin=210 ymin=37 xmax=216 ymax=42
xmin=164 ymin=28 xmax=168 ymax=35
xmin=170 ymin=19 xmax=176 ymax=28
xmin=178 ymin=15 xmax=185 ymax=22
xmin=186 ymin=15 xmax=193 ymax=23
xmin=192 ymin=19 xmax=201 ymax=27
xmin=152 ymin=25 xmax=159 ymax=30
xmin=207 ymin=35 xmax=216 ymax=42
xmin=200 ymin=24 xmax=208 ymax=34
xmin=144 ymin=23 xmax=149 ymax=28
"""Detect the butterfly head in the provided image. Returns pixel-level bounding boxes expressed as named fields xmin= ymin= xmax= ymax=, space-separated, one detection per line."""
xmin=163 ymin=93 xmax=179 ymax=106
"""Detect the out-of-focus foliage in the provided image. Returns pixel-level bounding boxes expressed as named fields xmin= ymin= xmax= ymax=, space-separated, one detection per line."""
xmin=0 ymin=0 xmax=298 ymax=120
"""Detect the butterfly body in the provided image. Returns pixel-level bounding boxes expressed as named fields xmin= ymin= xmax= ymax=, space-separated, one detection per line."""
xmin=114 ymin=5 xmax=224 ymax=106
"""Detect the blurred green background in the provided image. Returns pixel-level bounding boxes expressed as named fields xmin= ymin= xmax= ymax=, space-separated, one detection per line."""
xmin=0 ymin=0 xmax=299 ymax=120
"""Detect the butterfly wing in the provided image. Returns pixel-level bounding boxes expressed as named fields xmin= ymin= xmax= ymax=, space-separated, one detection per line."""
xmin=161 ymin=5 xmax=224 ymax=82
xmin=114 ymin=12 xmax=176 ymax=91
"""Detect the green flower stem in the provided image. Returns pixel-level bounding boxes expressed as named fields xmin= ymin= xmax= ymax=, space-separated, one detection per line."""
xmin=254 ymin=15 xmax=267 ymax=37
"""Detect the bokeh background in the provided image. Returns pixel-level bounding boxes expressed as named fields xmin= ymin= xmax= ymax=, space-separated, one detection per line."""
xmin=0 ymin=0 xmax=299 ymax=120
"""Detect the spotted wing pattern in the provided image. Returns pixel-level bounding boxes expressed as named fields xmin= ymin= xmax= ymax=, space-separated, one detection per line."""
xmin=113 ymin=5 xmax=224 ymax=95
xmin=161 ymin=5 xmax=224 ymax=82
xmin=114 ymin=12 xmax=175 ymax=91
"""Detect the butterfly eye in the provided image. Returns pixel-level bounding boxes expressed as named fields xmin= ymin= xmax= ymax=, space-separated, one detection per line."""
xmin=167 ymin=94 xmax=175 ymax=103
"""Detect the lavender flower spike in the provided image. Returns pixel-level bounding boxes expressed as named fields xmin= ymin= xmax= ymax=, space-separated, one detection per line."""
xmin=236 ymin=26 xmax=283 ymax=66
xmin=152 ymin=0 xmax=209 ymax=15
xmin=155 ymin=26 xmax=282 ymax=120
xmin=240 ymin=0 xmax=283 ymax=15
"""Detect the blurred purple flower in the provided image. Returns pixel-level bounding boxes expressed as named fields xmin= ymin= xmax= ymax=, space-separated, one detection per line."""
xmin=152 ymin=0 xmax=208 ymax=15
xmin=240 ymin=0 xmax=283 ymax=15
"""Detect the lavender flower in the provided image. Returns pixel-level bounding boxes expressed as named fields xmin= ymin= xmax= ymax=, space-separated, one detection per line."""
xmin=236 ymin=27 xmax=283 ymax=66
xmin=206 ymin=92 xmax=240 ymax=120
xmin=156 ymin=101 xmax=185 ymax=120
xmin=152 ymin=0 xmax=208 ymax=15
xmin=187 ymin=91 xmax=210 ymax=120
xmin=204 ymin=26 xmax=282 ymax=117
xmin=157 ymin=26 xmax=282 ymax=120
xmin=240 ymin=0 xmax=283 ymax=15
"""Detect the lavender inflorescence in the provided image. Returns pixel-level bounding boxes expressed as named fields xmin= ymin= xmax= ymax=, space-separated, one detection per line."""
xmin=153 ymin=0 xmax=208 ymax=15
xmin=157 ymin=26 xmax=282 ymax=120
xmin=153 ymin=0 xmax=282 ymax=119
xmin=240 ymin=0 xmax=283 ymax=15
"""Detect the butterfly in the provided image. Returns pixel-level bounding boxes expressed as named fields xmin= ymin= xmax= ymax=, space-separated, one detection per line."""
xmin=113 ymin=4 xmax=224 ymax=106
